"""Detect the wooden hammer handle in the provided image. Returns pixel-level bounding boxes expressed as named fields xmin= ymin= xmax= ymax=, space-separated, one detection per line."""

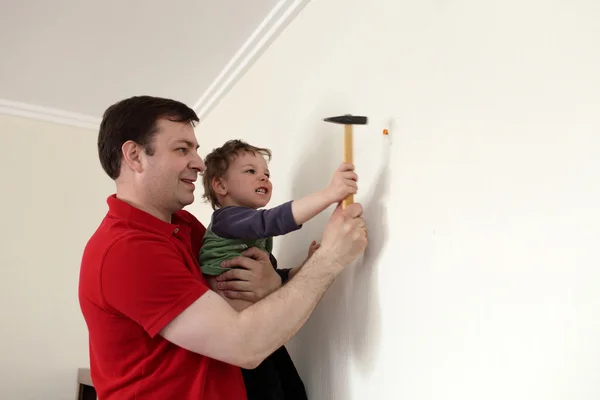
xmin=342 ymin=124 xmax=353 ymax=208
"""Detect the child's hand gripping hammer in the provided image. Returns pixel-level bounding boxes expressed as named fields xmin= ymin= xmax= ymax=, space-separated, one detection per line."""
xmin=323 ymin=114 xmax=369 ymax=208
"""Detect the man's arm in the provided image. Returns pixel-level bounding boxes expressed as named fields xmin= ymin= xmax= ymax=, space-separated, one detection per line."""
xmin=160 ymin=202 xmax=367 ymax=368
xmin=221 ymin=241 xmax=318 ymax=296
xmin=273 ymin=240 xmax=319 ymax=285
xmin=212 ymin=253 xmax=299 ymax=300
xmin=161 ymin=249 xmax=335 ymax=368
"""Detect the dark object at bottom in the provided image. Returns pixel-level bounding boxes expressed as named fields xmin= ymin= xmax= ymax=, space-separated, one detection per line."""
xmin=242 ymin=345 xmax=307 ymax=400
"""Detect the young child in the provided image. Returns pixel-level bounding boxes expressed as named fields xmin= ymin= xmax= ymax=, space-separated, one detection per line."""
xmin=199 ymin=139 xmax=357 ymax=400
xmin=199 ymin=139 xmax=357 ymax=310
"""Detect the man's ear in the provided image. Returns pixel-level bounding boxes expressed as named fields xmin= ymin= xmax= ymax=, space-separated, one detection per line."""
xmin=212 ymin=177 xmax=228 ymax=196
xmin=121 ymin=140 xmax=143 ymax=173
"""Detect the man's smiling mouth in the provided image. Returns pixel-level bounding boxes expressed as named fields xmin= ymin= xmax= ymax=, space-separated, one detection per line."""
xmin=181 ymin=179 xmax=195 ymax=188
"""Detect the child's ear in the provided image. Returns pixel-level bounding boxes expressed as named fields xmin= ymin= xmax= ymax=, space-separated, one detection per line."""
xmin=212 ymin=177 xmax=227 ymax=196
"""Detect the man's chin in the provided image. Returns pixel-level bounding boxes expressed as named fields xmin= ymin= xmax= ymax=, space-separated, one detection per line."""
xmin=178 ymin=193 xmax=195 ymax=208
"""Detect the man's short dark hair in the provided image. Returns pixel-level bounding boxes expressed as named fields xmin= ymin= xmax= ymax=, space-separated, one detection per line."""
xmin=98 ymin=95 xmax=199 ymax=179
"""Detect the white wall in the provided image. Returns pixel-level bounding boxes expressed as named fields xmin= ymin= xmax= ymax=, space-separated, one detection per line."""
xmin=0 ymin=115 xmax=114 ymax=399
xmin=190 ymin=0 xmax=600 ymax=398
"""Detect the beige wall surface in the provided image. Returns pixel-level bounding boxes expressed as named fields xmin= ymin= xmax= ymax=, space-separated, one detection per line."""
xmin=0 ymin=114 xmax=113 ymax=399
xmin=190 ymin=0 xmax=600 ymax=398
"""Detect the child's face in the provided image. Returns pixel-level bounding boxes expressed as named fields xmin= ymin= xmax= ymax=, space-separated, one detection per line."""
xmin=217 ymin=151 xmax=272 ymax=209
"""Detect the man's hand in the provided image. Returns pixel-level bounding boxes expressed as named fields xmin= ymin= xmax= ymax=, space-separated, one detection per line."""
xmin=317 ymin=202 xmax=368 ymax=269
xmin=216 ymin=247 xmax=282 ymax=302
xmin=324 ymin=162 xmax=358 ymax=203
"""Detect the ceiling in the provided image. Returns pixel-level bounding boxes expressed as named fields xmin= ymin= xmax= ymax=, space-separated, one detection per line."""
xmin=0 ymin=0 xmax=308 ymax=129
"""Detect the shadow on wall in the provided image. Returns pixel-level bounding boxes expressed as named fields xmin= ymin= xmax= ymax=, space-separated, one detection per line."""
xmin=275 ymin=121 xmax=389 ymax=399
xmin=351 ymin=136 xmax=390 ymax=378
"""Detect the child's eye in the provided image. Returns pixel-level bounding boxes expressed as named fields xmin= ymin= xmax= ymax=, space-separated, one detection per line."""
xmin=246 ymin=169 xmax=256 ymax=174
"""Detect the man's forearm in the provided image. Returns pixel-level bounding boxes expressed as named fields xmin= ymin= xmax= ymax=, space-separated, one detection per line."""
xmin=237 ymin=250 xmax=340 ymax=363
xmin=288 ymin=266 xmax=301 ymax=280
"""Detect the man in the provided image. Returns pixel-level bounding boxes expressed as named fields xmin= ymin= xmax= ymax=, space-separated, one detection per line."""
xmin=78 ymin=95 xmax=368 ymax=399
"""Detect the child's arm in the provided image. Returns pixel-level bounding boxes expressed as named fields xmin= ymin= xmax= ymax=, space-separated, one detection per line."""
xmin=211 ymin=162 xmax=357 ymax=239
xmin=290 ymin=162 xmax=357 ymax=225
xmin=211 ymin=202 xmax=301 ymax=239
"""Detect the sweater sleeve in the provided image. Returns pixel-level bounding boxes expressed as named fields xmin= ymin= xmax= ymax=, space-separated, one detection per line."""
xmin=211 ymin=201 xmax=301 ymax=239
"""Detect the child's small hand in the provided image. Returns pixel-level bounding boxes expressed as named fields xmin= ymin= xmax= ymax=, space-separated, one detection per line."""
xmin=307 ymin=240 xmax=320 ymax=257
xmin=325 ymin=162 xmax=358 ymax=203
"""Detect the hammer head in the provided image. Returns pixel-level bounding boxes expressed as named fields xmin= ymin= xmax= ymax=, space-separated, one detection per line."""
xmin=323 ymin=114 xmax=368 ymax=125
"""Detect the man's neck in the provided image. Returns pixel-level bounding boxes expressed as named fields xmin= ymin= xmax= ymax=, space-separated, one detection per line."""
xmin=116 ymin=188 xmax=172 ymax=223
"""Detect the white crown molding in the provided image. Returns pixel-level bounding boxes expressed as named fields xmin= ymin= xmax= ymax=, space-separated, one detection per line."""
xmin=0 ymin=98 xmax=101 ymax=130
xmin=0 ymin=0 xmax=309 ymax=128
xmin=193 ymin=0 xmax=311 ymax=121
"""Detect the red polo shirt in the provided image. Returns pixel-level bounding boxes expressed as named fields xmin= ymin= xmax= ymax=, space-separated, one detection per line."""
xmin=78 ymin=194 xmax=247 ymax=399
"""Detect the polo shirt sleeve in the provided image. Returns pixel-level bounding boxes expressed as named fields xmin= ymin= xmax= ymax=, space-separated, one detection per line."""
xmin=100 ymin=233 xmax=209 ymax=338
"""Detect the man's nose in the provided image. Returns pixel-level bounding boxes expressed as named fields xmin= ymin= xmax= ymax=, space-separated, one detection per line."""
xmin=191 ymin=153 xmax=206 ymax=173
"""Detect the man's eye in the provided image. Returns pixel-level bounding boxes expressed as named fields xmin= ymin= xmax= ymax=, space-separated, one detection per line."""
xmin=177 ymin=148 xmax=187 ymax=153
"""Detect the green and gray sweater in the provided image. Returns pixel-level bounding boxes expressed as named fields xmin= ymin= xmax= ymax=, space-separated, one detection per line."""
xmin=199 ymin=201 xmax=301 ymax=276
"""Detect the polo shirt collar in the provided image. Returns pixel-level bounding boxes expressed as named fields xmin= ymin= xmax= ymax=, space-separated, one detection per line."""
xmin=106 ymin=194 xmax=184 ymax=237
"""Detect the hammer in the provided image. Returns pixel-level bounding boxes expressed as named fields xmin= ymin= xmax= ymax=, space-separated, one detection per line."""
xmin=323 ymin=114 xmax=368 ymax=208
